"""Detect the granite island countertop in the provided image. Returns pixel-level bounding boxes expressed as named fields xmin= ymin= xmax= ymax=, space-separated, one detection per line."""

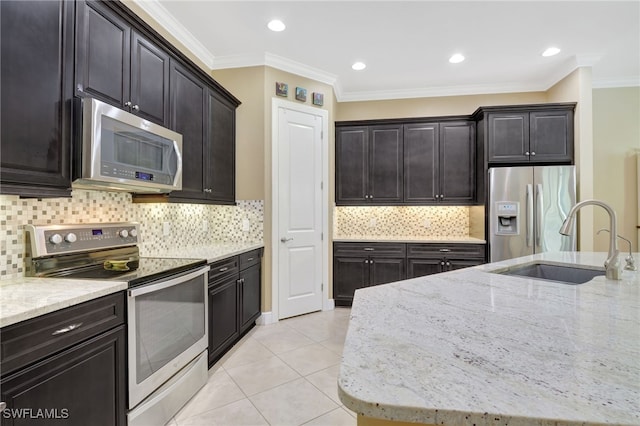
xmin=338 ymin=251 xmax=640 ymax=426
xmin=1 ymin=242 xmax=263 ymax=328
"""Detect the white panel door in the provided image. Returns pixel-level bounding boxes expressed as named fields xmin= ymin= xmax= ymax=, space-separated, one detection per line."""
xmin=277 ymin=107 xmax=323 ymax=319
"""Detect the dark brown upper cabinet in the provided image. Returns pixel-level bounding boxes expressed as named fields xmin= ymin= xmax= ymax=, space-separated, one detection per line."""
xmin=482 ymin=105 xmax=574 ymax=164
xmin=75 ymin=0 xmax=170 ymax=126
xmin=0 ymin=0 xmax=74 ymax=197
xmin=206 ymin=90 xmax=236 ymax=204
xmin=336 ymin=125 xmax=403 ymax=205
xmin=336 ymin=119 xmax=475 ymax=206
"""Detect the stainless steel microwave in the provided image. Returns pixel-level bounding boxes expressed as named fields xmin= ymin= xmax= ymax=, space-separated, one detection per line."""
xmin=73 ymin=98 xmax=183 ymax=193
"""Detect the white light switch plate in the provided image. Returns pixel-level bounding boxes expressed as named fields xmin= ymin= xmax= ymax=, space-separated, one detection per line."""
xmin=242 ymin=219 xmax=250 ymax=232
xmin=162 ymin=222 xmax=171 ymax=236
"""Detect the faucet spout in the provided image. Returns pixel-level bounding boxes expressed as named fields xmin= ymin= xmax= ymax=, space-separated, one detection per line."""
xmin=559 ymin=199 xmax=622 ymax=280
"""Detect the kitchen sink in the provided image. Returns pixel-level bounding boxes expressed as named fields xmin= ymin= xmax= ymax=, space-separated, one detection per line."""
xmin=493 ymin=262 xmax=605 ymax=284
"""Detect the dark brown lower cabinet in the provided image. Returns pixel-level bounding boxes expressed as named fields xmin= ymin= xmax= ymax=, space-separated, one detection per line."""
xmin=208 ymin=248 xmax=262 ymax=366
xmin=333 ymin=242 xmax=406 ymax=306
xmin=407 ymin=243 xmax=486 ymax=278
xmin=0 ymin=293 xmax=126 ymax=426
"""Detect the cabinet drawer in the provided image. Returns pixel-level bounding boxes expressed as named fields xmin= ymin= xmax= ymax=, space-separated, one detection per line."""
xmin=407 ymin=243 xmax=485 ymax=259
xmin=239 ymin=248 xmax=263 ymax=271
xmin=209 ymin=257 xmax=239 ymax=284
xmin=333 ymin=242 xmax=406 ymax=258
xmin=1 ymin=292 xmax=125 ymax=377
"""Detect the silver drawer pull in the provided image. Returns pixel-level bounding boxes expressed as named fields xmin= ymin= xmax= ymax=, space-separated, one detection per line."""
xmin=363 ymin=248 xmax=375 ymax=251
xmin=52 ymin=322 xmax=83 ymax=336
xmin=439 ymin=249 xmax=451 ymax=252
xmin=247 ymin=257 xmax=254 ymax=262
xmin=219 ymin=267 xmax=229 ymax=272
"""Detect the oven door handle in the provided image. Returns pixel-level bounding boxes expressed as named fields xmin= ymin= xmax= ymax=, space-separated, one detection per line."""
xmin=128 ymin=266 xmax=210 ymax=297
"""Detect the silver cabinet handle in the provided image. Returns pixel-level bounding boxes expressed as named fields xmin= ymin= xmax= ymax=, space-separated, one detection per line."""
xmin=52 ymin=322 xmax=83 ymax=336
xmin=363 ymin=248 xmax=375 ymax=251
xmin=440 ymin=194 xmax=444 ymax=198
xmin=203 ymin=188 xmax=212 ymax=193
xmin=440 ymin=261 xmax=445 ymax=266
xmin=525 ymin=151 xmax=530 ymax=156
xmin=247 ymin=257 xmax=254 ymax=262
xmin=434 ymin=194 xmax=439 ymax=199
xmin=280 ymin=237 xmax=293 ymax=243
xmin=124 ymin=101 xmax=132 ymax=107
xmin=446 ymin=262 xmax=451 ymax=266
xmin=531 ymin=151 xmax=536 ymax=156
xmin=132 ymin=104 xmax=140 ymax=111
xmin=439 ymin=248 xmax=450 ymax=252
xmin=219 ymin=267 xmax=228 ymax=272
xmin=364 ymin=260 xmax=369 ymax=264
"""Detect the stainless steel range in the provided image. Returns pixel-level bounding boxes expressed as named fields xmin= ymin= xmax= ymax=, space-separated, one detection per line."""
xmin=25 ymin=223 xmax=209 ymax=426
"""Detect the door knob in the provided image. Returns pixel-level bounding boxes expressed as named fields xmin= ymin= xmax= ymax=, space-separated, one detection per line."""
xmin=280 ymin=237 xmax=293 ymax=243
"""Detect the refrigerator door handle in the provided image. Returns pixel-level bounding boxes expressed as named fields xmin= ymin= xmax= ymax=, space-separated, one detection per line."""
xmin=526 ymin=184 xmax=534 ymax=247
xmin=536 ymin=184 xmax=544 ymax=247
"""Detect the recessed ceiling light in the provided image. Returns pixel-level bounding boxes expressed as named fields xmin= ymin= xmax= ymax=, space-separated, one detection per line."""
xmin=352 ymin=62 xmax=366 ymax=71
xmin=267 ymin=19 xmax=286 ymax=32
xmin=449 ymin=54 xmax=465 ymax=64
xmin=542 ymin=47 xmax=561 ymax=57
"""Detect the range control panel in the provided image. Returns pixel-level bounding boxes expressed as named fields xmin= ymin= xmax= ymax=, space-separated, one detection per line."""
xmin=26 ymin=223 xmax=140 ymax=257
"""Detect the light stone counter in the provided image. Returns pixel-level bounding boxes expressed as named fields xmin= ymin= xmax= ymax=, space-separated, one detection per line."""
xmin=0 ymin=278 xmax=127 ymax=328
xmin=338 ymin=251 xmax=640 ymax=426
xmin=1 ymin=242 xmax=263 ymax=328
xmin=334 ymin=236 xmax=486 ymax=244
xmin=144 ymin=241 xmax=264 ymax=264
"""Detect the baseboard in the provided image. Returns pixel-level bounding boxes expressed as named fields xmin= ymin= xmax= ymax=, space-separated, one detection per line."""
xmin=256 ymin=311 xmax=276 ymax=325
xmin=323 ymin=299 xmax=335 ymax=311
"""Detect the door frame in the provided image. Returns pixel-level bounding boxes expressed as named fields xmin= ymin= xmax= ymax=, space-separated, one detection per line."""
xmin=271 ymin=98 xmax=331 ymax=322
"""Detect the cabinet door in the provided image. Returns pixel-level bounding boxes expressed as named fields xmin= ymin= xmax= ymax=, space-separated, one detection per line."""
xmin=487 ymin=112 xmax=529 ymax=163
xmin=407 ymin=258 xmax=443 ymax=278
xmin=440 ymin=121 xmax=475 ymax=203
xmin=1 ymin=0 xmax=73 ymax=197
xmin=208 ymin=277 xmax=239 ymax=365
xmin=130 ymin=31 xmax=170 ymax=126
xmin=75 ymin=0 xmax=130 ymax=107
xmin=1 ymin=326 xmax=126 ymax=426
xmin=205 ymin=90 xmax=236 ymax=204
xmin=529 ymin=110 xmax=573 ymax=163
xmin=404 ymin=123 xmax=438 ymax=203
xmin=239 ymin=264 xmax=261 ymax=333
xmin=369 ymin=257 xmax=406 ymax=286
xmin=336 ymin=127 xmax=368 ymax=204
xmin=333 ymin=256 xmax=368 ymax=306
xmin=369 ymin=125 xmax=403 ymax=203
xmin=169 ymin=60 xmax=206 ymax=201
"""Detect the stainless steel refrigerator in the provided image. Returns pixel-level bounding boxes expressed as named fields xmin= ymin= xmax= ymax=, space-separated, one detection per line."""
xmin=488 ymin=166 xmax=576 ymax=262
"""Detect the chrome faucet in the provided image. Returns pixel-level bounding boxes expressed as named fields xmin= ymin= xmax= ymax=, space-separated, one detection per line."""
xmin=597 ymin=229 xmax=637 ymax=271
xmin=559 ymin=199 xmax=623 ymax=280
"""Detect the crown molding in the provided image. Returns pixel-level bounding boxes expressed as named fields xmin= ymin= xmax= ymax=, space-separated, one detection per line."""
xmin=592 ymin=77 xmax=640 ymax=88
xmin=132 ymin=0 xmax=215 ymax=69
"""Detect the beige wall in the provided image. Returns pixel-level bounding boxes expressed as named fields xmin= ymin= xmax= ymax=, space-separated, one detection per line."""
xmin=592 ymin=87 xmax=640 ymax=251
xmin=211 ymin=67 xmax=266 ymax=201
xmin=335 ymin=92 xmax=547 ymax=121
xmin=547 ymin=68 xmax=595 ymax=250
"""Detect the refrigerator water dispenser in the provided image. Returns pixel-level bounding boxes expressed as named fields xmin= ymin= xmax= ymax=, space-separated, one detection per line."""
xmin=495 ymin=202 xmax=519 ymax=235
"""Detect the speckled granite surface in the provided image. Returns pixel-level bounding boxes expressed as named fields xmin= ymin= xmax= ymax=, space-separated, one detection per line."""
xmin=338 ymin=251 xmax=640 ymax=425
xmin=333 ymin=236 xmax=486 ymax=244
xmin=0 ymin=278 xmax=127 ymax=327
xmin=1 ymin=242 xmax=263 ymax=328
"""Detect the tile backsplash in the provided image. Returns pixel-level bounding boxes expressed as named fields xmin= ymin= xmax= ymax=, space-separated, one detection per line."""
xmin=334 ymin=206 xmax=470 ymax=237
xmin=0 ymin=190 xmax=263 ymax=279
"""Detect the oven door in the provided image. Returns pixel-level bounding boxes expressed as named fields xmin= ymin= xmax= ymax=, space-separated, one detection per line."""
xmin=127 ymin=266 xmax=209 ymax=409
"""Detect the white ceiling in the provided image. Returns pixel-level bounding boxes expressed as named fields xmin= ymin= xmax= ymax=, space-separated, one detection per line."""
xmin=135 ymin=1 xmax=640 ymax=102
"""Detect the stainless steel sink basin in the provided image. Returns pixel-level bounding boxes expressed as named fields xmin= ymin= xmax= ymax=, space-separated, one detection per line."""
xmin=494 ymin=262 xmax=606 ymax=284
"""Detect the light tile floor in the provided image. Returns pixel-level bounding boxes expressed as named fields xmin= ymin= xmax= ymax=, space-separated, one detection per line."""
xmin=167 ymin=308 xmax=356 ymax=426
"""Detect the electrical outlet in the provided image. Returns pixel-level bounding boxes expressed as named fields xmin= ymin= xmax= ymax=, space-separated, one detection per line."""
xmin=423 ymin=219 xmax=431 ymax=229
xmin=242 ymin=218 xmax=250 ymax=232
xmin=202 ymin=220 xmax=208 ymax=232
xmin=368 ymin=218 xmax=377 ymax=228
xmin=162 ymin=221 xmax=171 ymax=236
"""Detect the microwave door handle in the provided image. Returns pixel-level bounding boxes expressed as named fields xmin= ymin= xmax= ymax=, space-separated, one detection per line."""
xmin=172 ymin=140 xmax=183 ymax=187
